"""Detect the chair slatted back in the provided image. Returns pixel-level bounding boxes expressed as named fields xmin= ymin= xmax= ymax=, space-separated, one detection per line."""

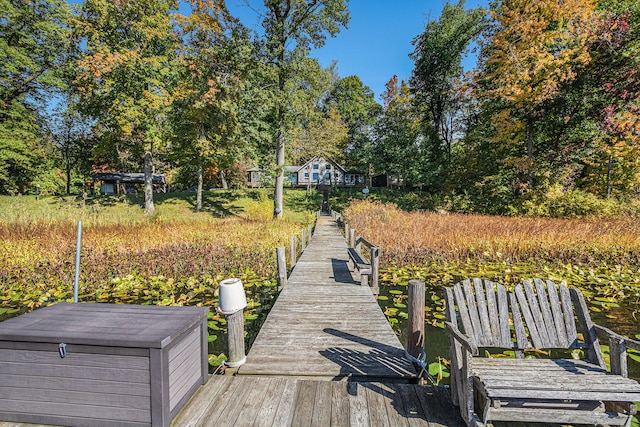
xmin=510 ymin=279 xmax=605 ymax=368
xmin=445 ymin=279 xmax=512 ymax=349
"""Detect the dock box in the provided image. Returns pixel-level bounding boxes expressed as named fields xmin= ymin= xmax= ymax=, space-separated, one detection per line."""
xmin=0 ymin=303 xmax=209 ymax=427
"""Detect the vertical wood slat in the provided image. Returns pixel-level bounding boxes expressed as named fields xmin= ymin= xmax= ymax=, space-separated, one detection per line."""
xmin=570 ymin=288 xmax=606 ymax=368
xmin=533 ymin=279 xmax=560 ymax=348
xmin=444 ymin=287 xmax=462 ymax=407
xmin=350 ymin=229 xmax=356 ymax=249
xmin=544 ymin=279 xmax=568 ymax=347
xmin=512 ymin=289 xmax=533 ymax=352
xmin=522 ymin=280 xmax=551 ymax=348
xmin=484 ymin=280 xmax=500 ymax=346
xmin=559 ymin=282 xmax=579 ymax=348
xmin=453 ymin=283 xmax=474 ymax=345
xmin=462 ymin=280 xmax=485 ymax=345
xmin=497 ymin=284 xmax=511 ymax=348
xmin=473 ymin=278 xmax=493 ymax=345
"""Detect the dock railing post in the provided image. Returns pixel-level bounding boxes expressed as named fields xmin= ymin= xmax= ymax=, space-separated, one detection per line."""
xmin=307 ymin=223 xmax=312 ymax=243
xmin=301 ymin=228 xmax=306 ymax=251
xmin=276 ymin=247 xmax=287 ymax=290
xmin=344 ymin=223 xmax=349 ymax=245
xmin=370 ymin=246 xmax=380 ymax=297
xmin=407 ymin=279 xmax=426 ymax=359
xmin=217 ymin=278 xmax=248 ymax=370
xmin=290 ymin=236 xmax=297 ymax=268
xmin=349 ymin=228 xmax=355 ymax=248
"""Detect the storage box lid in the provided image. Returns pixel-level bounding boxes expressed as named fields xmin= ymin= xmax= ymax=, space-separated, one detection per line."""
xmin=0 ymin=303 xmax=209 ymax=349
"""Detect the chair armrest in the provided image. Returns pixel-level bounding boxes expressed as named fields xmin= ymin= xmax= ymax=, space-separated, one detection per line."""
xmin=593 ymin=324 xmax=640 ymax=351
xmin=444 ymin=321 xmax=478 ymax=356
xmin=593 ymin=323 xmax=640 ymax=377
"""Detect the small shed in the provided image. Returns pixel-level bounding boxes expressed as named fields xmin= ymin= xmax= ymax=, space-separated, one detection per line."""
xmin=92 ymin=172 xmax=167 ymax=194
xmin=0 ymin=303 xmax=209 ymax=427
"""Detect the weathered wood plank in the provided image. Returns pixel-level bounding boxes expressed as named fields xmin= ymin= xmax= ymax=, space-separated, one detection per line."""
xmin=291 ymin=380 xmax=316 ymax=427
xmin=533 ymin=279 xmax=560 ymax=348
xmin=543 ymin=279 xmax=568 ymax=347
xmin=348 ymin=382 xmax=370 ymax=427
xmin=310 ymin=380 xmax=332 ymax=427
xmin=330 ymin=381 xmax=350 ymax=426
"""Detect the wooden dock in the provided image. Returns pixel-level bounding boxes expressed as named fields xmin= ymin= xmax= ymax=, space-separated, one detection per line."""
xmin=171 ymin=375 xmax=462 ymax=426
xmin=170 ymin=214 xmax=465 ymax=426
xmin=238 ymin=214 xmax=415 ymax=381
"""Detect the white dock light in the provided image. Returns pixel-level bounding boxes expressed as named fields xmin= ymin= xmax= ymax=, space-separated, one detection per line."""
xmin=217 ymin=278 xmax=247 ymax=314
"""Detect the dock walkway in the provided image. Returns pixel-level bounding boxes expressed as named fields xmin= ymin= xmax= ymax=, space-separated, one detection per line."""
xmin=238 ymin=214 xmax=416 ymax=381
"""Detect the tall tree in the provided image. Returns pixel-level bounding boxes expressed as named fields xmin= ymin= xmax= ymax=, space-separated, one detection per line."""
xmin=173 ymin=0 xmax=246 ymax=209
xmin=477 ymin=0 xmax=600 ymax=188
xmin=410 ymin=1 xmax=485 ymax=166
xmin=372 ymin=76 xmax=421 ymax=188
xmin=258 ymin=0 xmax=349 ymax=218
xmin=0 ymin=0 xmax=71 ymax=194
xmin=324 ymin=75 xmax=381 ymax=170
xmin=72 ymin=0 xmax=178 ymax=213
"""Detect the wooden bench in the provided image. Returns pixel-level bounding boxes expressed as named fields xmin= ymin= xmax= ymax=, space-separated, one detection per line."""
xmin=444 ymin=278 xmax=640 ymax=427
xmin=347 ymin=247 xmax=372 ymax=287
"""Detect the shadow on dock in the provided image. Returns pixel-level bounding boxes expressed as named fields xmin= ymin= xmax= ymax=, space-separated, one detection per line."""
xmin=320 ymin=328 xmax=415 ymax=380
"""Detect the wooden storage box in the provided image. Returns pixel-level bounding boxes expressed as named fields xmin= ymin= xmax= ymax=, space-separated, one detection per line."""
xmin=0 ymin=303 xmax=209 ymax=427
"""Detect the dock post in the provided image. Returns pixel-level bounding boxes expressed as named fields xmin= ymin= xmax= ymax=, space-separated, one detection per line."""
xmin=301 ymin=228 xmax=306 ymax=251
xmin=217 ymin=278 xmax=247 ymax=370
xmin=290 ymin=236 xmax=297 ymax=268
xmin=344 ymin=223 xmax=349 ymax=244
xmin=226 ymin=310 xmax=245 ymax=369
xmin=370 ymin=246 xmax=380 ymax=297
xmin=349 ymin=228 xmax=355 ymax=248
xmin=307 ymin=223 xmax=313 ymax=243
xmin=277 ymin=247 xmax=287 ymax=290
xmin=407 ymin=280 xmax=426 ymax=359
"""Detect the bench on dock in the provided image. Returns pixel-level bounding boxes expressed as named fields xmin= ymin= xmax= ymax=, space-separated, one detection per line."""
xmin=347 ymin=236 xmax=379 ymax=295
xmin=444 ymin=278 xmax=640 ymax=427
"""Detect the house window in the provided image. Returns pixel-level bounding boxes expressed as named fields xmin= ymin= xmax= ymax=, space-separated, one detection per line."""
xmin=313 ymin=164 xmax=319 ymax=169
xmin=304 ymin=173 xmax=309 ymax=178
xmin=312 ymin=172 xmax=319 ymax=181
xmin=326 ymin=164 xmax=331 ymax=170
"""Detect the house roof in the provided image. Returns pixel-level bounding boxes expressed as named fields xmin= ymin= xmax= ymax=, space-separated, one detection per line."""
xmin=297 ymin=156 xmax=347 ymax=173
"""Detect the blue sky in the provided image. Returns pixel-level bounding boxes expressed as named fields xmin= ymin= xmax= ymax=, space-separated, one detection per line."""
xmin=228 ymin=0 xmax=489 ymax=101
xmin=68 ymin=0 xmax=488 ymax=101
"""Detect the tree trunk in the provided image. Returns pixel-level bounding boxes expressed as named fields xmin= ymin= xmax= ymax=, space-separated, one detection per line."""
xmin=606 ymin=152 xmax=613 ymax=199
xmin=273 ymin=52 xmax=286 ymax=219
xmin=65 ymin=145 xmax=71 ymax=195
xmin=196 ymin=157 xmax=203 ymax=211
xmin=220 ymin=169 xmax=228 ymax=190
xmin=526 ymin=115 xmax=534 ymax=188
xmin=144 ymin=151 xmax=155 ymax=214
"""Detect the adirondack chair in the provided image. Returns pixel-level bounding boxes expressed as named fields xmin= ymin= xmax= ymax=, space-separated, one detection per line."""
xmin=444 ymin=278 xmax=640 ymax=427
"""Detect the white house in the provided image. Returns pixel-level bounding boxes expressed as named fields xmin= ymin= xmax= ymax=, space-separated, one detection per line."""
xmin=247 ymin=156 xmax=365 ymax=187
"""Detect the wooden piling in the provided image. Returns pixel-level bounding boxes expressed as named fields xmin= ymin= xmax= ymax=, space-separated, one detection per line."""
xmin=370 ymin=246 xmax=380 ymax=296
xmin=226 ymin=309 xmax=245 ymax=368
xmin=290 ymin=236 xmax=297 ymax=268
xmin=349 ymin=228 xmax=355 ymax=248
xmin=301 ymin=229 xmax=306 ymax=251
xmin=307 ymin=224 xmax=313 ymax=243
xmin=407 ymin=279 xmax=426 ymax=359
xmin=277 ymin=247 xmax=287 ymax=290
xmin=345 ymin=223 xmax=349 ymax=245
